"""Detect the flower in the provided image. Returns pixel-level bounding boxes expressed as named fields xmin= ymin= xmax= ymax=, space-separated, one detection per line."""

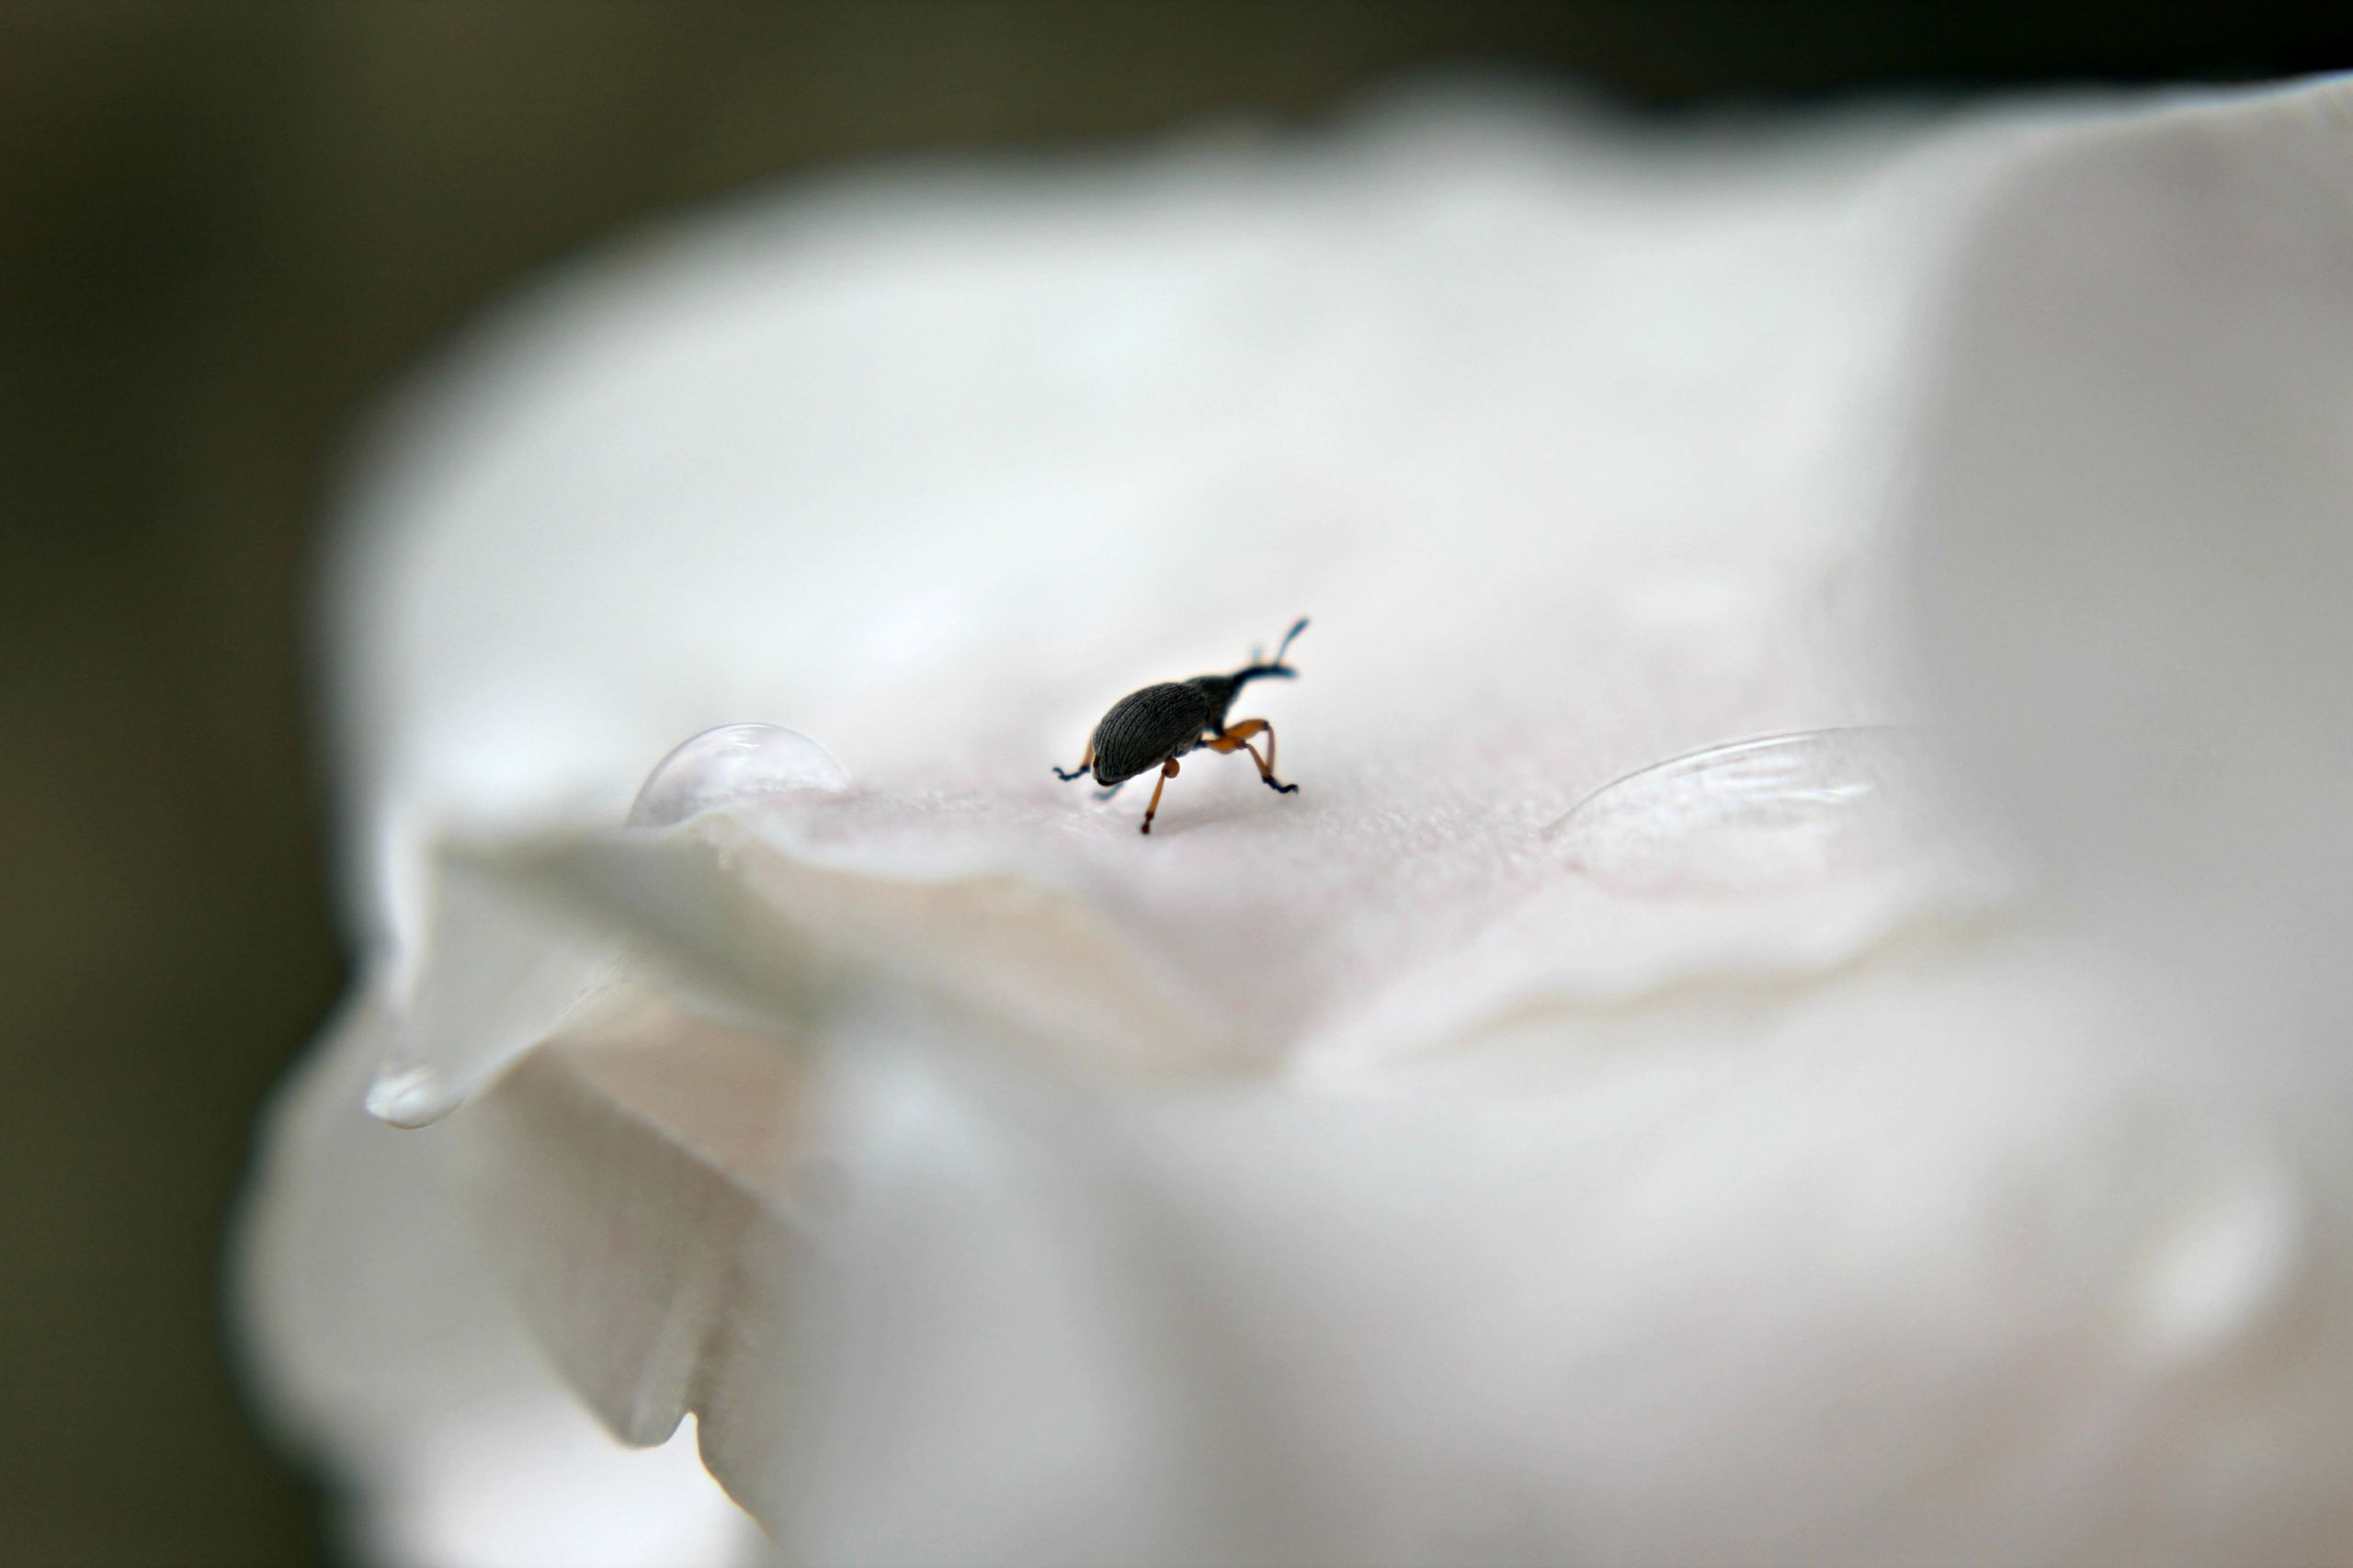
xmin=239 ymin=77 xmax=2353 ymax=1565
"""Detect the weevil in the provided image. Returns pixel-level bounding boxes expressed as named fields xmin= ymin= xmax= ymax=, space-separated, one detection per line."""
xmin=1054 ymin=618 xmax=1308 ymax=835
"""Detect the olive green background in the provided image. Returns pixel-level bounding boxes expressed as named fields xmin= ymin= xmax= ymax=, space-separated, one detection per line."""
xmin=0 ymin=6 xmax=2339 ymax=1563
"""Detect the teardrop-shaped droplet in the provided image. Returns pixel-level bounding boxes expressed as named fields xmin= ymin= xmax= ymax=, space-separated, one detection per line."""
xmin=362 ymin=858 xmax=621 ymax=1128
xmin=365 ymin=1062 xmax=461 ymax=1130
xmin=1546 ymin=726 xmax=1963 ymax=895
xmin=627 ymin=722 xmax=848 ymax=828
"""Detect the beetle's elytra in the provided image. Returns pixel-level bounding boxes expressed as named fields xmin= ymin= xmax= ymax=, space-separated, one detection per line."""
xmin=1054 ymin=618 xmax=1308 ymax=835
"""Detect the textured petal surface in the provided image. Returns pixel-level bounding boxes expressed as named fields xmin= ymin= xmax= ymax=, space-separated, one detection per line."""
xmin=331 ymin=94 xmax=2034 ymax=1104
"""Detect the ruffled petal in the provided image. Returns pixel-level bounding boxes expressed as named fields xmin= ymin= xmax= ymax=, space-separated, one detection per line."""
xmin=234 ymin=994 xmax=768 ymax=1567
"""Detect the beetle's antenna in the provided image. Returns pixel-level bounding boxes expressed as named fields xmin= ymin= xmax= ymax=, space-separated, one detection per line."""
xmin=1221 ymin=617 xmax=1310 ymax=713
xmin=1269 ymin=616 xmax=1308 ymax=670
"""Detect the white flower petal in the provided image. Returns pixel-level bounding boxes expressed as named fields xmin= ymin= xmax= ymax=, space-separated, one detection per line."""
xmin=454 ymin=924 xmax=2353 ymax=1563
xmin=234 ymin=993 xmax=767 ymax=1567
xmin=364 ymin=856 xmax=620 ymax=1129
xmin=749 ymin=957 xmax=2344 ymax=1565
xmin=462 ymin=989 xmax=805 ymax=1449
xmin=1904 ymin=76 xmax=2353 ymax=1075
xmin=461 ymin=750 xmax=2005 ymax=1085
xmin=321 ymin=95 xmax=1988 ymax=949
xmin=245 ymin=75 xmax=2353 ymax=1566
xmin=315 ymin=92 xmax=2045 ymax=1115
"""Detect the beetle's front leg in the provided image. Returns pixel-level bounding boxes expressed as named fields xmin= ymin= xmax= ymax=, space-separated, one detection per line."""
xmin=1139 ymin=757 xmax=1179 ymax=834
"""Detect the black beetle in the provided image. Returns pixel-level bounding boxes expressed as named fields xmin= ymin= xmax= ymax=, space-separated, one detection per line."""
xmin=1053 ymin=618 xmax=1308 ymax=835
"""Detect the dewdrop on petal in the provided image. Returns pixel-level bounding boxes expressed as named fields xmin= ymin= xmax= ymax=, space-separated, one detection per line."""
xmin=627 ymin=723 xmax=850 ymax=829
xmin=1546 ymin=726 xmax=1969 ymax=897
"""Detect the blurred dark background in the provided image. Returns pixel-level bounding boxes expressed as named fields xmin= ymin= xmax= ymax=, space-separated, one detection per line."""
xmin=0 ymin=5 xmax=2343 ymax=1563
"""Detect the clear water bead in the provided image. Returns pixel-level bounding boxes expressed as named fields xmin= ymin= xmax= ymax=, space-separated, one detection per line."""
xmin=365 ymin=1063 xmax=461 ymax=1130
xmin=1546 ymin=726 xmax=1962 ymax=895
xmin=627 ymin=722 xmax=849 ymax=828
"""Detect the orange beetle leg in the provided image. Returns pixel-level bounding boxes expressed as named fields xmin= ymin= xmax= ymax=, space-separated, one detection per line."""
xmin=1202 ymin=718 xmax=1298 ymax=793
xmin=1140 ymin=756 xmax=1179 ymax=834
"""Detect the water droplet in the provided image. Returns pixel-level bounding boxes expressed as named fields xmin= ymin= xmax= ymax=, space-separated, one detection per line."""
xmin=365 ymin=1062 xmax=462 ymax=1130
xmin=627 ymin=723 xmax=848 ymax=828
xmin=362 ymin=860 xmax=621 ymax=1128
xmin=1546 ymin=726 xmax=1962 ymax=895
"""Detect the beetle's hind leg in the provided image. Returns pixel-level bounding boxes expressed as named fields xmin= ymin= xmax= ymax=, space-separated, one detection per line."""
xmin=1051 ymin=740 xmax=1095 ymax=782
xmin=1202 ymin=718 xmax=1298 ymax=793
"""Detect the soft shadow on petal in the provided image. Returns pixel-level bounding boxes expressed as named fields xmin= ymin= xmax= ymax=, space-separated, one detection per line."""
xmin=462 ymin=990 xmax=806 ymax=1449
